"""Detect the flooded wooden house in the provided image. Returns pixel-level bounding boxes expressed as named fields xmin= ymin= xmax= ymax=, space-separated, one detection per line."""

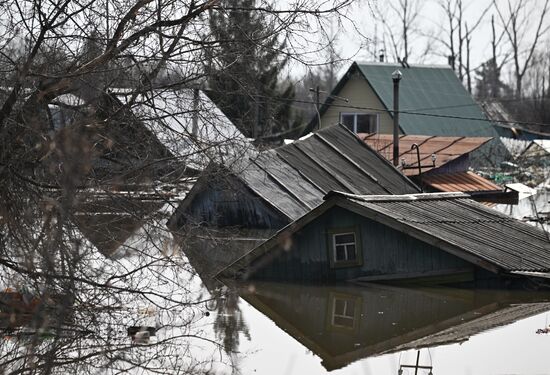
xmin=168 ymin=124 xmax=420 ymax=232
xmin=46 ymin=88 xmax=250 ymax=185
xmin=220 ymin=191 xmax=550 ymax=288
xmin=167 ymin=124 xmax=422 ymax=278
xmin=238 ymin=282 xmax=550 ymax=371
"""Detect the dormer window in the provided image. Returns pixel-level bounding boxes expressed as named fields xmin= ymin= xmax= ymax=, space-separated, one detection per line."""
xmin=340 ymin=113 xmax=379 ymax=133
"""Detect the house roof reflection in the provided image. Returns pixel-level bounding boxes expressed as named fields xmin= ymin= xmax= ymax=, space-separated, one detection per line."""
xmin=238 ymin=282 xmax=550 ymax=371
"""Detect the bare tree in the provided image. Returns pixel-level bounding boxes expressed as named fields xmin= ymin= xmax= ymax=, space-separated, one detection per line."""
xmin=373 ymin=0 xmax=425 ymax=63
xmin=433 ymin=0 xmax=491 ymax=92
xmin=0 ymin=0 xmax=356 ymax=373
xmin=494 ymin=0 xmax=550 ymax=98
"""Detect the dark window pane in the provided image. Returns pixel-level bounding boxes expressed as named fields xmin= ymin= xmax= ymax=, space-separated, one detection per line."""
xmin=356 ymin=114 xmax=377 ymax=133
xmin=344 ymin=300 xmax=355 ymax=316
xmin=335 ymin=245 xmax=346 ymax=261
xmin=347 ymin=245 xmax=357 ymax=260
xmin=341 ymin=114 xmax=355 ymax=131
xmin=334 ymin=316 xmax=354 ymax=328
xmin=334 ymin=299 xmax=345 ymax=315
xmin=335 ymin=233 xmax=355 ymax=244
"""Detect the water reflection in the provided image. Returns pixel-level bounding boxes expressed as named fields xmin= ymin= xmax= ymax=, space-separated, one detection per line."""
xmin=236 ymin=282 xmax=550 ymax=371
xmin=4 ymin=186 xmax=550 ymax=374
xmin=0 ymin=190 xmax=236 ymax=374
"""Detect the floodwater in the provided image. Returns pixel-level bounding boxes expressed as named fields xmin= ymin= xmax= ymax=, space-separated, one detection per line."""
xmin=218 ymin=282 xmax=550 ymax=375
xmin=4 ymin=196 xmax=550 ymax=374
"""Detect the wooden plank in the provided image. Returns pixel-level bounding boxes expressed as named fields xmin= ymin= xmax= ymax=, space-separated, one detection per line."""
xmin=314 ymin=133 xmax=382 ymax=187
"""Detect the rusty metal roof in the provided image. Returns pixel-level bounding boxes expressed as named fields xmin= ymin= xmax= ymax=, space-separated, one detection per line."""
xmin=358 ymin=133 xmax=491 ymax=176
xmin=422 ymin=171 xmax=502 ymax=192
xmin=220 ymin=191 xmax=550 ymax=278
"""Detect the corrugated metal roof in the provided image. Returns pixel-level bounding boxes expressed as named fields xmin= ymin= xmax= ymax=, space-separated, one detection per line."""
xmin=342 ymin=192 xmax=550 ymax=273
xmin=355 ymin=63 xmax=499 ymax=138
xmin=115 ymin=89 xmax=254 ymax=170
xmin=221 ymin=191 xmax=550 ymax=278
xmin=278 ymin=126 xmax=419 ymax=195
xmin=237 ymin=151 xmax=324 ymax=220
xmin=231 ymin=125 xmax=420 ymax=221
xmin=359 ymin=133 xmax=491 ymax=175
xmin=422 ymin=171 xmax=502 ymax=192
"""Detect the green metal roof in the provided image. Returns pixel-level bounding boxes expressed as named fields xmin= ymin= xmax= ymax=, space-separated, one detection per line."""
xmin=355 ymin=63 xmax=499 ymax=137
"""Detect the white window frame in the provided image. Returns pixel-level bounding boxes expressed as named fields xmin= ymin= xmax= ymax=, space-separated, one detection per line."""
xmin=331 ymin=297 xmax=356 ymax=328
xmin=332 ymin=232 xmax=357 ymax=262
xmin=328 ymin=228 xmax=363 ymax=268
xmin=340 ymin=112 xmax=380 ymax=133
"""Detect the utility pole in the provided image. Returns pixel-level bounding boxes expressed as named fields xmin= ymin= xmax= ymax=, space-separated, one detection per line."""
xmin=309 ymin=87 xmax=349 ymax=131
xmin=253 ymin=97 xmax=260 ymax=141
xmin=392 ymin=69 xmax=402 ymax=166
xmin=315 ymin=85 xmax=320 ymax=130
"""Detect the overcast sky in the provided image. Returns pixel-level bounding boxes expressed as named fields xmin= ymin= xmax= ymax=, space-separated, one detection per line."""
xmin=288 ymin=0 xmax=549 ymax=83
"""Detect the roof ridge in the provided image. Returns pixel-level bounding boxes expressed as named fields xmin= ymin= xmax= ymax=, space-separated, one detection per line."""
xmin=325 ymin=191 xmax=470 ymax=202
xmin=355 ymin=61 xmax=453 ymax=69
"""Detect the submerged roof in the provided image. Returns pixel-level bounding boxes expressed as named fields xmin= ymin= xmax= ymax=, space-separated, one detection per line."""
xmin=359 ymin=133 xmax=491 ymax=175
xmin=422 ymin=171 xmax=502 ymax=192
xmin=305 ymin=62 xmax=499 ymax=138
xmin=114 ymin=89 xmax=253 ymax=169
xmin=221 ymin=191 xmax=550 ymax=278
xmin=227 ymin=125 xmax=420 ymax=221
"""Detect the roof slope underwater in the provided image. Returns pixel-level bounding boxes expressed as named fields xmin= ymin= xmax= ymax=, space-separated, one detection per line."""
xmin=224 ymin=125 xmax=421 ymax=221
xmin=220 ymin=191 xmax=550 ymax=278
xmin=305 ymin=62 xmax=500 ymax=138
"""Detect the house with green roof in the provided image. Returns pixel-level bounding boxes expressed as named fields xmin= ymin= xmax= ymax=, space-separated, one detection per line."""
xmin=304 ymin=62 xmax=500 ymax=139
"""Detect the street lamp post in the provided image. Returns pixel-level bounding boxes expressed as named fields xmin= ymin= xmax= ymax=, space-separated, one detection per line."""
xmin=392 ymin=69 xmax=402 ymax=166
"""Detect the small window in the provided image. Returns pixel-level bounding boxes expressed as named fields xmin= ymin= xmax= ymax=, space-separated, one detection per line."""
xmin=326 ymin=292 xmax=362 ymax=331
xmin=340 ymin=113 xmax=379 ymax=133
xmin=332 ymin=298 xmax=356 ymax=328
xmin=328 ymin=229 xmax=362 ymax=268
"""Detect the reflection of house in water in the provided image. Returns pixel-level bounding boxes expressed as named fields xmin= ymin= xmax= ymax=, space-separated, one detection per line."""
xmin=0 ymin=289 xmax=67 ymax=339
xmin=73 ymin=193 xmax=169 ymax=258
xmin=239 ymin=282 xmax=550 ymax=371
xmin=221 ymin=192 xmax=550 ymax=287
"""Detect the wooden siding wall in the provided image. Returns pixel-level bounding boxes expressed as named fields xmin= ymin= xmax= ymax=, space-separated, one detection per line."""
xmin=254 ymin=206 xmax=472 ymax=282
xmin=182 ymin=176 xmax=289 ymax=229
xmin=320 ymin=72 xmax=396 ymax=134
